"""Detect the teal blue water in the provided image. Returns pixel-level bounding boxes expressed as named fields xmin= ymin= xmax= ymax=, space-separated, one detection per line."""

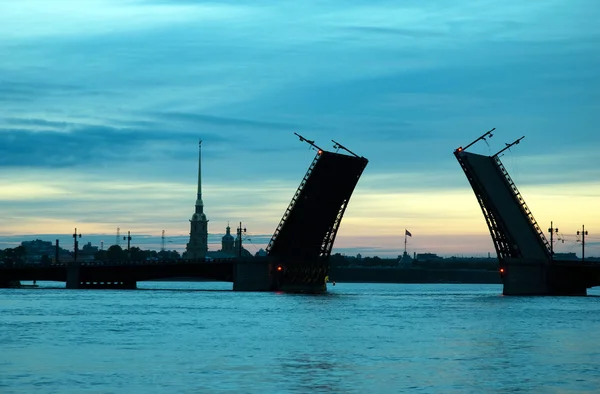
xmin=2 ymin=282 xmax=599 ymax=393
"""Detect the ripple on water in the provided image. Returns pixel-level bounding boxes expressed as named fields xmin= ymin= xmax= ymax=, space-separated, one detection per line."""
xmin=1 ymin=282 xmax=600 ymax=393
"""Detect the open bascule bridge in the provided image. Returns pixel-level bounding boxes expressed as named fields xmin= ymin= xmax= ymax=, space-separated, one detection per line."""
xmin=455 ymin=129 xmax=600 ymax=295
xmin=0 ymin=135 xmax=368 ymax=293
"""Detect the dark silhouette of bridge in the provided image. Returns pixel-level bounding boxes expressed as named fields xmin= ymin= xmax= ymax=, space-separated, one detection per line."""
xmin=454 ymin=129 xmax=600 ymax=295
xmin=237 ymin=135 xmax=368 ymax=291
xmin=1 ymin=135 xmax=368 ymax=292
xmin=0 ymin=259 xmax=235 ymax=289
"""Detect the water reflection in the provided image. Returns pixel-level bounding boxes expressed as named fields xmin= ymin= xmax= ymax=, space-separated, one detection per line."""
xmin=277 ymin=354 xmax=344 ymax=393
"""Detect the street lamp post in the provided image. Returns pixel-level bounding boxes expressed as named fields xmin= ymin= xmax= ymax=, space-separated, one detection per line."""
xmin=55 ymin=239 xmax=60 ymax=264
xmin=123 ymin=231 xmax=132 ymax=261
xmin=237 ymin=222 xmax=246 ymax=257
xmin=548 ymin=221 xmax=558 ymax=261
xmin=72 ymin=228 xmax=82 ymax=262
xmin=577 ymin=225 xmax=588 ymax=262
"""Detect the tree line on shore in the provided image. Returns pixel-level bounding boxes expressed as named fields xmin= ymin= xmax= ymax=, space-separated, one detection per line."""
xmin=0 ymin=245 xmax=181 ymax=264
xmin=94 ymin=245 xmax=181 ymax=262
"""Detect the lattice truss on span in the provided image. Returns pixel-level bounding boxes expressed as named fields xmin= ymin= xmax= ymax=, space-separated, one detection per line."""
xmin=454 ymin=129 xmax=551 ymax=260
xmin=266 ymin=134 xmax=368 ymax=261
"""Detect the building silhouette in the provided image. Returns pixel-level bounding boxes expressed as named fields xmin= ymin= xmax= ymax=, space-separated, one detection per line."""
xmin=221 ymin=223 xmax=235 ymax=253
xmin=184 ymin=140 xmax=209 ymax=260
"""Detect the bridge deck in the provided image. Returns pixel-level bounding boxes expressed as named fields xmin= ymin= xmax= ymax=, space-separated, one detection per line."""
xmin=1 ymin=260 xmax=235 ymax=284
xmin=454 ymin=134 xmax=599 ymax=294
xmin=267 ymin=150 xmax=368 ymax=261
xmin=455 ymin=150 xmax=550 ymax=260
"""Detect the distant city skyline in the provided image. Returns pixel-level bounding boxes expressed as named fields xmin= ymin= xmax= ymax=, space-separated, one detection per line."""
xmin=1 ymin=0 xmax=599 ymax=257
xmin=1 ymin=229 xmax=598 ymax=259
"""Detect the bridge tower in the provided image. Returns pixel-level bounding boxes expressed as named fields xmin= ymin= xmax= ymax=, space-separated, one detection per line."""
xmin=454 ymin=129 xmax=600 ymax=295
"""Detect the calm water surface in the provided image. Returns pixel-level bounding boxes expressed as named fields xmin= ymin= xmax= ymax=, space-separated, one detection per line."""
xmin=1 ymin=282 xmax=599 ymax=393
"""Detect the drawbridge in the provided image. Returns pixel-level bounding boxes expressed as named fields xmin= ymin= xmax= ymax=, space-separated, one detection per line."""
xmin=454 ymin=129 xmax=600 ymax=295
xmin=265 ymin=134 xmax=368 ymax=291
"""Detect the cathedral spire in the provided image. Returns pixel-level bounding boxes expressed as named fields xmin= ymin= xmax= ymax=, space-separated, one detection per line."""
xmin=196 ymin=140 xmax=204 ymax=214
xmin=185 ymin=139 xmax=208 ymax=260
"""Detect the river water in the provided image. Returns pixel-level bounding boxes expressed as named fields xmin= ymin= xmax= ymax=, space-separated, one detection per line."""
xmin=1 ymin=282 xmax=599 ymax=393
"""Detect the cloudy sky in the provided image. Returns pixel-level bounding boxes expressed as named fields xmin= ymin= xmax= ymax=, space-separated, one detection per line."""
xmin=1 ymin=0 xmax=599 ymax=257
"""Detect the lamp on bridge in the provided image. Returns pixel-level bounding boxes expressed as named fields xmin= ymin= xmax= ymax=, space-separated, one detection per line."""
xmin=577 ymin=225 xmax=588 ymax=262
xmin=73 ymin=228 xmax=82 ymax=262
xmin=123 ymin=231 xmax=132 ymax=261
xmin=237 ymin=222 xmax=246 ymax=257
xmin=548 ymin=222 xmax=558 ymax=260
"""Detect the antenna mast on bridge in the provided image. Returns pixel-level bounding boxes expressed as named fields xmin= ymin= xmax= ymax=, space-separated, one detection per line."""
xmin=493 ymin=136 xmax=525 ymax=157
xmin=577 ymin=225 xmax=588 ymax=262
xmin=294 ymin=132 xmax=323 ymax=152
xmin=332 ymin=140 xmax=360 ymax=158
xmin=161 ymin=230 xmax=166 ymax=252
xmin=457 ymin=127 xmax=495 ymax=152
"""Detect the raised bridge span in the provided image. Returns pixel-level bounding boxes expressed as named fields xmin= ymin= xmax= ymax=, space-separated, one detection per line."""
xmin=454 ymin=129 xmax=600 ymax=295
xmin=241 ymin=135 xmax=368 ymax=292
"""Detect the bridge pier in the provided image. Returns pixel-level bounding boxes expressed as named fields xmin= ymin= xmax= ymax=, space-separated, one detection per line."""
xmin=501 ymin=259 xmax=588 ymax=296
xmin=66 ymin=262 xmax=81 ymax=289
xmin=275 ymin=262 xmax=328 ymax=293
xmin=232 ymin=260 xmax=329 ymax=292
xmin=0 ymin=280 xmax=21 ymax=288
xmin=501 ymin=259 xmax=550 ymax=295
xmin=233 ymin=261 xmax=274 ymax=291
xmin=66 ymin=262 xmax=136 ymax=289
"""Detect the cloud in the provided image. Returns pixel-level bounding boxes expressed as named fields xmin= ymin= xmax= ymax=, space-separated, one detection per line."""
xmin=0 ymin=80 xmax=104 ymax=103
xmin=152 ymin=112 xmax=299 ymax=131
xmin=0 ymin=110 xmax=303 ymax=169
xmin=322 ymin=1 xmax=600 ymax=45
xmin=0 ymin=1 xmax=254 ymax=40
xmin=343 ymin=26 xmax=445 ymax=39
xmin=0 ymin=0 xmax=599 ymax=256
xmin=4 ymin=118 xmax=72 ymax=129
xmin=0 ymin=124 xmax=183 ymax=168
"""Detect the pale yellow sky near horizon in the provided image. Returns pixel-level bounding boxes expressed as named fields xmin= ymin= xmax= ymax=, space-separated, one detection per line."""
xmin=1 ymin=172 xmax=599 ymax=256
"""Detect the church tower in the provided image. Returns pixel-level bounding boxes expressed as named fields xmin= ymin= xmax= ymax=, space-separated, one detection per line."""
xmin=221 ymin=223 xmax=235 ymax=253
xmin=185 ymin=140 xmax=208 ymax=259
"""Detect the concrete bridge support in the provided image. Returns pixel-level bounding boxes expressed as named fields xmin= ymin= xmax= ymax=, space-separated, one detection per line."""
xmin=233 ymin=261 xmax=273 ymax=291
xmin=0 ymin=280 xmax=21 ymax=288
xmin=66 ymin=262 xmax=81 ymax=289
xmin=66 ymin=262 xmax=136 ymax=289
xmin=501 ymin=260 xmax=550 ymax=295
xmin=501 ymin=259 xmax=588 ymax=296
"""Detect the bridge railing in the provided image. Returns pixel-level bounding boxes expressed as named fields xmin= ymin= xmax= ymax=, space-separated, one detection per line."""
xmin=493 ymin=156 xmax=552 ymax=257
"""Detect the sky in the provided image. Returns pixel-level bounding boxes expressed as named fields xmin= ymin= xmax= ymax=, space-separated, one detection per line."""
xmin=1 ymin=0 xmax=599 ymax=257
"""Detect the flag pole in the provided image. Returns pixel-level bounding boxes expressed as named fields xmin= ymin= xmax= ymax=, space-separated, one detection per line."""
xmin=404 ymin=229 xmax=407 ymax=255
